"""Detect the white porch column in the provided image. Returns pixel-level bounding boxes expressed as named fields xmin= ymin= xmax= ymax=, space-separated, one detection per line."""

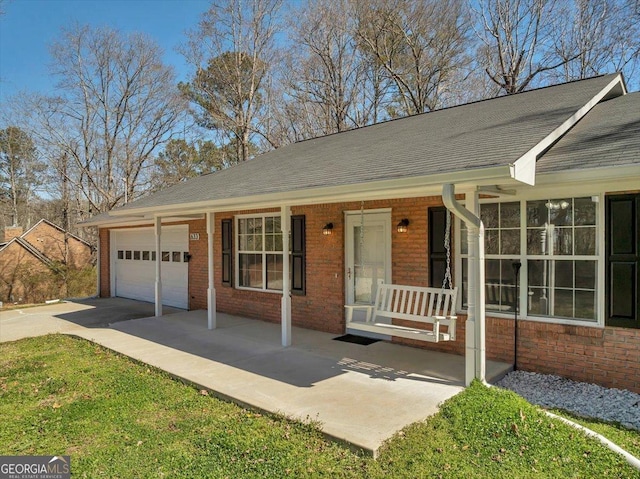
xmin=154 ymin=216 xmax=163 ymax=317
xmin=465 ymin=190 xmax=486 ymax=385
xmin=281 ymin=205 xmax=292 ymax=346
xmin=207 ymin=212 xmax=217 ymax=330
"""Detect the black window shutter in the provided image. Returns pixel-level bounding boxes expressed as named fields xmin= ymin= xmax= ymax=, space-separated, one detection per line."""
xmin=291 ymin=215 xmax=306 ymax=295
xmin=221 ymin=219 xmax=233 ymax=286
xmin=606 ymin=194 xmax=639 ymax=328
xmin=429 ymin=207 xmax=447 ymax=288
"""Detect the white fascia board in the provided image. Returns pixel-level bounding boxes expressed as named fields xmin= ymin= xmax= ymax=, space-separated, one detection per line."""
xmin=535 ymin=165 xmax=640 ymax=189
xmin=509 ymin=154 xmax=536 ymax=186
xmin=510 ymin=74 xmax=625 ymax=186
xmin=20 ymin=218 xmax=46 ymax=238
xmin=0 ymin=237 xmax=17 ymax=253
xmin=108 ymin=165 xmax=513 ymax=218
xmin=86 ymin=215 xmax=204 ymax=229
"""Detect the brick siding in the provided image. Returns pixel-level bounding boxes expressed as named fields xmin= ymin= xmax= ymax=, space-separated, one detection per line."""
xmin=98 ymin=196 xmax=640 ymax=393
xmin=22 ymin=221 xmax=92 ymax=269
xmin=99 ymin=228 xmax=111 ymax=298
xmin=0 ymin=221 xmax=94 ymax=303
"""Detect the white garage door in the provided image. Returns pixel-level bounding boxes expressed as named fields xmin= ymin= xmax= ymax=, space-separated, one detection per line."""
xmin=113 ymin=226 xmax=189 ymax=309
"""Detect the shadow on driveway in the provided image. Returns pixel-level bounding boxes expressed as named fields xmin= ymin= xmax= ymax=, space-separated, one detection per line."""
xmin=54 ymin=297 xmax=183 ymax=328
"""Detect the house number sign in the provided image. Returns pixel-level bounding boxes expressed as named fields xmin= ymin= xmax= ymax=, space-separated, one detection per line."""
xmin=190 ymin=233 xmax=200 ymax=240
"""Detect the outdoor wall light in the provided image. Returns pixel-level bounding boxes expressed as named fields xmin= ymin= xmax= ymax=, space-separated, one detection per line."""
xmin=397 ymin=218 xmax=410 ymax=233
xmin=545 ymin=200 xmax=570 ymax=210
xmin=322 ymin=223 xmax=334 ymax=235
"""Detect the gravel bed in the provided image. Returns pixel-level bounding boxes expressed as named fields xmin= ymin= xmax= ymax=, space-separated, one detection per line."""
xmin=496 ymin=371 xmax=640 ymax=432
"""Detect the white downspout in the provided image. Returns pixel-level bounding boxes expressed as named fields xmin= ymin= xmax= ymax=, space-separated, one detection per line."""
xmin=442 ymin=184 xmax=486 ymax=386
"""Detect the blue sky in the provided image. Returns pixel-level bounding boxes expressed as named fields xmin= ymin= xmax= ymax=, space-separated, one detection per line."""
xmin=0 ymin=0 xmax=212 ymax=103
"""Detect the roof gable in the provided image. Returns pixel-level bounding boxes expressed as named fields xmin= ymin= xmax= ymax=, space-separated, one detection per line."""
xmin=87 ymin=74 xmax=625 ymax=222
xmin=537 ymin=92 xmax=640 ymax=174
xmin=21 ymin=219 xmax=92 ymax=248
xmin=0 ymin=237 xmax=53 ymax=266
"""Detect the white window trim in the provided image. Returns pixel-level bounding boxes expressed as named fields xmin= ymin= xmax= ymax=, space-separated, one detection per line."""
xmin=455 ymin=191 xmax=605 ymax=328
xmin=234 ymin=213 xmax=284 ymax=294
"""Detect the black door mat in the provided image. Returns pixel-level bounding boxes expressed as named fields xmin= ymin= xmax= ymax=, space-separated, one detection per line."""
xmin=333 ymin=334 xmax=380 ymax=345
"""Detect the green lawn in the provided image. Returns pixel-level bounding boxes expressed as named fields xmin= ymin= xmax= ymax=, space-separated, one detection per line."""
xmin=1 ymin=335 xmax=638 ymax=478
xmin=550 ymin=409 xmax=640 ymax=461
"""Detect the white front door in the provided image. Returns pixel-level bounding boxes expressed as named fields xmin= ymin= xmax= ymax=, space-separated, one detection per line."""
xmin=345 ymin=211 xmax=392 ymax=307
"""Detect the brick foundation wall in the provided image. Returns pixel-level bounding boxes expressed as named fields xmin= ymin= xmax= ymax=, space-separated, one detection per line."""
xmin=398 ymin=314 xmax=640 ymax=393
xmin=517 ymin=320 xmax=640 ymax=393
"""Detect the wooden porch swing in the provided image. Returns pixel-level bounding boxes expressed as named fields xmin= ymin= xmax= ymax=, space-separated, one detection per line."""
xmin=345 ymin=208 xmax=458 ymax=343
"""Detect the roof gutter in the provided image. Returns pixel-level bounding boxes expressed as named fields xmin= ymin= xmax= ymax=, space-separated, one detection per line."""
xmin=106 ymin=165 xmax=514 ymax=221
xmin=442 ymin=183 xmax=486 ymax=386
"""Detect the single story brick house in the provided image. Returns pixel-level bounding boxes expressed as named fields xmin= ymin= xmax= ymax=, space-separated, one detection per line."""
xmin=0 ymin=219 xmax=94 ymax=303
xmin=83 ymin=73 xmax=640 ymax=392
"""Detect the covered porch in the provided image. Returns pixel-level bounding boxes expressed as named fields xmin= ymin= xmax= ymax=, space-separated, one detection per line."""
xmin=86 ymin=309 xmax=513 ymax=455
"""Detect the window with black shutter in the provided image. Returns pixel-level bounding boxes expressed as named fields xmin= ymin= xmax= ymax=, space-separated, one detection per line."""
xmin=221 ymin=219 xmax=232 ymax=286
xmin=606 ymin=194 xmax=640 ymax=328
xmin=291 ymin=215 xmax=306 ymax=295
xmin=429 ymin=207 xmax=447 ymax=287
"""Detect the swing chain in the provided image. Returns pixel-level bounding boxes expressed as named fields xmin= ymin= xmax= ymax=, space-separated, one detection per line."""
xmin=442 ymin=209 xmax=453 ymax=290
xmin=359 ymin=201 xmax=365 ymax=274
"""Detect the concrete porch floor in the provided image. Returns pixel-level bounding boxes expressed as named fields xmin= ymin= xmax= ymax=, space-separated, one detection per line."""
xmin=103 ymin=310 xmax=510 ymax=455
xmin=0 ymin=300 xmax=511 ymax=456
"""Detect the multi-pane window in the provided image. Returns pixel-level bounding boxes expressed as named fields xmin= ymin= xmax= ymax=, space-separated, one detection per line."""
xmin=526 ymin=197 xmax=597 ymax=321
xmin=118 ymin=250 xmax=183 ymax=262
xmin=237 ymin=215 xmax=284 ymax=291
xmin=461 ymin=202 xmax=520 ymax=313
xmin=460 ymin=197 xmax=600 ymax=323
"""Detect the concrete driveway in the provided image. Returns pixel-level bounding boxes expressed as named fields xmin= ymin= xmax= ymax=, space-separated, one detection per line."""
xmin=0 ymin=299 xmax=511 ymax=456
xmin=0 ymin=298 xmax=181 ymax=342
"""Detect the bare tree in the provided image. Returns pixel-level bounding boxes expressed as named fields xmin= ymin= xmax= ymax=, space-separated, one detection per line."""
xmin=283 ymin=0 xmax=370 ymax=137
xmin=552 ymin=0 xmax=640 ymax=84
xmin=474 ymin=0 xmax=573 ymax=94
xmin=28 ymin=25 xmax=186 ymax=216
xmin=354 ymin=0 xmax=471 ymax=115
xmin=181 ymin=0 xmax=282 ymax=163
xmin=0 ymin=126 xmax=45 ymax=228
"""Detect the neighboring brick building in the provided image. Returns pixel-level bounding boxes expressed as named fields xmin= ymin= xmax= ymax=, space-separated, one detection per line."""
xmin=0 ymin=220 xmax=94 ymax=304
xmin=84 ymin=74 xmax=640 ymax=393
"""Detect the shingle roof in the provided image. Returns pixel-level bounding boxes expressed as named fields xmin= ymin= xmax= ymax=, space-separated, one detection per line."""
xmin=105 ymin=74 xmax=623 ymax=216
xmin=537 ymin=91 xmax=640 ymax=172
